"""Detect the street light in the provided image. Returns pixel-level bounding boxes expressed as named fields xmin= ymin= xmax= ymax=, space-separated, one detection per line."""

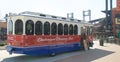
xmin=83 ymin=10 xmax=91 ymax=22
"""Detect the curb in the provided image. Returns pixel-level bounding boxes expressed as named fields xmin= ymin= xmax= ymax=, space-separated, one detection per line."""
xmin=0 ymin=46 xmax=6 ymax=50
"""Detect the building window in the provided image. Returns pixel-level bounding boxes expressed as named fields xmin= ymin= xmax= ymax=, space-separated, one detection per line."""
xmin=35 ymin=21 xmax=42 ymax=35
xmin=90 ymin=27 xmax=93 ymax=35
xmin=58 ymin=23 xmax=63 ymax=35
xmin=117 ymin=18 xmax=120 ymax=22
xmin=8 ymin=20 xmax=13 ymax=34
xmin=44 ymin=22 xmax=50 ymax=35
xmin=64 ymin=24 xmax=68 ymax=35
xmin=115 ymin=14 xmax=120 ymax=22
xmin=51 ymin=22 xmax=57 ymax=35
xmin=15 ymin=19 xmax=23 ymax=35
xmin=25 ymin=20 xmax=34 ymax=35
xmin=87 ymin=27 xmax=90 ymax=35
xmin=69 ymin=24 xmax=73 ymax=35
xmin=74 ymin=25 xmax=78 ymax=35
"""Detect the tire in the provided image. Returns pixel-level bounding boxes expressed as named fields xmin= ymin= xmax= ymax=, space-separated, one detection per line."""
xmin=49 ymin=53 xmax=56 ymax=57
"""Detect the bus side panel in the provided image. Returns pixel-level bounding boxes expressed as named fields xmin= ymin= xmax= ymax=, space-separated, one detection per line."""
xmin=48 ymin=35 xmax=81 ymax=54
xmin=6 ymin=35 xmax=83 ymax=55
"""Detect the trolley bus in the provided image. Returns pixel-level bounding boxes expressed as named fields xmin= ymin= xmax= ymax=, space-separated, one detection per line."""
xmin=6 ymin=11 xmax=94 ymax=55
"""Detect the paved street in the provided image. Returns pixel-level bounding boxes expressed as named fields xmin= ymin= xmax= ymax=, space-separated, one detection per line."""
xmin=0 ymin=40 xmax=120 ymax=62
xmin=55 ymin=40 xmax=120 ymax=62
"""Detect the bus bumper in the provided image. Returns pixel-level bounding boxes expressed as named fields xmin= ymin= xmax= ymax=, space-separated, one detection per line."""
xmin=6 ymin=45 xmax=14 ymax=54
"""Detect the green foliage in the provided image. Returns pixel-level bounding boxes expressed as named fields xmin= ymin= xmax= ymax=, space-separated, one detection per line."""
xmin=0 ymin=41 xmax=6 ymax=46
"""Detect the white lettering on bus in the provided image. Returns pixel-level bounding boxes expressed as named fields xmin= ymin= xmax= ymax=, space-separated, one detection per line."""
xmin=8 ymin=36 xmax=14 ymax=41
xmin=68 ymin=37 xmax=73 ymax=40
xmin=37 ymin=37 xmax=73 ymax=42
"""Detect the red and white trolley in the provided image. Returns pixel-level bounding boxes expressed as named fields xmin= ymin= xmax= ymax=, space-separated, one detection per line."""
xmin=6 ymin=11 xmax=94 ymax=55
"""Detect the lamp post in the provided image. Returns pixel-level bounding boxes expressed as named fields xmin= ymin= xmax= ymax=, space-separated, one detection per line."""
xmin=83 ymin=10 xmax=91 ymax=22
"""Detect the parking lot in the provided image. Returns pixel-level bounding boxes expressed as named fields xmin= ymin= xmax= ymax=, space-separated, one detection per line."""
xmin=0 ymin=40 xmax=120 ymax=62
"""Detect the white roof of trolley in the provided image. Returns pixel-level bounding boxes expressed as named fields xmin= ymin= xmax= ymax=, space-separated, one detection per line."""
xmin=18 ymin=11 xmax=82 ymax=22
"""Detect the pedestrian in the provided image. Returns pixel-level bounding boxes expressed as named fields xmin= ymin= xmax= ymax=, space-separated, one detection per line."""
xmin=81 ymin=27 xmax=88 ymax=51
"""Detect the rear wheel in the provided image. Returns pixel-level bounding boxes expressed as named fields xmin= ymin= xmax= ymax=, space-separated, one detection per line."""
xmin=49 ymin=53 xmax=56 ymax=57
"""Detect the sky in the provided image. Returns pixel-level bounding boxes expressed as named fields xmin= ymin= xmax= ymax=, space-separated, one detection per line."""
xmin=0 ymin=0 xmax=116 ymax=21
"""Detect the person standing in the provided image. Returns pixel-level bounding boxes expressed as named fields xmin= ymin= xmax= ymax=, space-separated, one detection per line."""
xmin=81 ymin=27 xmax=88 ymax=51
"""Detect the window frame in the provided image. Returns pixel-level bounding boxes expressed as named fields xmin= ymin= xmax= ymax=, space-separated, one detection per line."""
xmin=35 ymin=21 xmax=43 ymax=35
xmin=69 ymin=24 xmax=73 ymax=35
xmin=25 ymin=20 xmax=34 ymax=35
xmin=8 ymin=20 xmax=13 ymax=34
xmin=64 ymin=24 xmax=68 ymax=35
xmin=74 ymin=25 xmax=78 ymax=35
xmin=44 ymin=21 xmax=50 ymax=35
xmin=51 ymin=22 xmax=57 ymax=35
xmin=15 ymin=19 xmax=23 ymax=35
xmin=58 ymin=23 xmax=63 ymax=35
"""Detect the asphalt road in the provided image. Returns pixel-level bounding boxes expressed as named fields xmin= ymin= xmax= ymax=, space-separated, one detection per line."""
xmin=0 ymin=49 xmax=86 ymax=62
xmin=0 ymin=40 xmax=120 ymax=62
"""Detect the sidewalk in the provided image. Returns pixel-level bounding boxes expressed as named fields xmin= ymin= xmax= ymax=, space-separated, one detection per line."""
xmin=0 ymin=46 xmax=6 ymax=50
xmin=0 ymin=41 xmax=6 ymax=50
xmin=54 ymin=40 xmax=120 ymax=62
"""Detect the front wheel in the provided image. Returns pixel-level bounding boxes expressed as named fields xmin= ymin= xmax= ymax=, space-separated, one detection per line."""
xmin=49 ymin=53 xmax=56 ymax=57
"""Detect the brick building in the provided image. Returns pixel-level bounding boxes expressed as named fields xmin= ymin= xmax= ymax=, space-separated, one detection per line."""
xmin=0 ymin=20 xmax=7 ymax=41
xmin=112 ymin=0 xmax=120 ymax=37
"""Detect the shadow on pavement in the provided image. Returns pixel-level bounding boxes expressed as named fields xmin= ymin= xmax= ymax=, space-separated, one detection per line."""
xmin=54 ymin=48 xmax=114 ymax=62
xmin=1 ymin=48 xmax=114 ymax=62
xmin=1 ymin=55 xmax=50 ymax=62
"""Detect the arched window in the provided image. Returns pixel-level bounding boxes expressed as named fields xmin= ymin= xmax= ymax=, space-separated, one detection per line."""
xmin=58 ymin=23 xmax=63 ymax=35
xmin=44 ymin=22 xmax=50 ymax=35
xmin=25 ymin=20 xmax=34 ymax=35
xmin=74 ymin=25 xmax=78 ymax=35
xmin=35 ymin=21 xmax=42 ymax=35
xmin=8 ymin=20 xmax=13 ymax=34
xmin=64 ymin=24 xmax=68 ymax=35
xmin=69 ymin=24 xmax=73 ymax=35
xmin=15 ymin=19 xmax=23 ymax=35
xmin=51 ymin=22 xmax=57 ymax=35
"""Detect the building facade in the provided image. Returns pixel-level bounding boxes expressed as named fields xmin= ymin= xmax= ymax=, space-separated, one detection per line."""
xmin=0 ymin=20 xmax=7 ymax=41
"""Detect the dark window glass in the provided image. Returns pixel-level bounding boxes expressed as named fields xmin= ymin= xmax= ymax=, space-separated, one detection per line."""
xmin=69 ymin=24 xmax=73 ymax=35
xmin=90 ymin=27 xmax=93 ymax=35
xmin=44 ymin=22 xmax=50 ymax=35
xmin=74 ymin=25 xmax=78 ymax=35
xmin=87 ymin=27 xmax=90 ymax=35
xmin=58 ymin=23 xmax=63 ymax=35
xmin=52 ymin=16 xmax=57 ymax=18
xmin=62 ymin=17 xmax=66 ymax=20
xmin=40 ymin=14 xmax=46 ymax=17
xmin=8 ymin=20 xmax=13 ymax=34
xmin=64 ymin=24 xmax=68 ymax=35
xmin=25 ymin=20 xmax=34 ymax=35
xmin=35 ymin=21 xmax=42 ymax=35
xmin=117 ymin=18 xmax=120 ymax=22
xmin=51 ymin=22 xmax=57 ymax=35
xmin=15 ymin=19 xmax=23 ymax=35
